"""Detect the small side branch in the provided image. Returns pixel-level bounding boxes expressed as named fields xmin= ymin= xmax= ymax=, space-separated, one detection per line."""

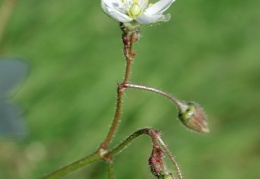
xmin=123 ymin=83 xmax=209 ymax=134
xmin=157 ymin=137 xmax=183 ymax=179
xmin=105 ymin=128 xmax=183 ymax=179
xmin=122 ymin=83 xmax=184 ymax=109
xmin=41 ymin=152 xmax=100 ymax=179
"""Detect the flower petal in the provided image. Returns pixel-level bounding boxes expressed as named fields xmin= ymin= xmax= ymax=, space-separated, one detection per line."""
xmin=145 ymin=0 xmax=175 ymax=15
xmin=102 ymin=0 xmax=126 ymax=13
xmin=135 ymin=13 xmax=171 ymax=24
xmin=102 ymin=1 xmax=133 ymax=22
xmin=125 ymin=0 xmax=134 ymax=7
xmin=139 ymin=0 xmax=149 ymax=10
xmin=105 ymin=8 xmax=133 ymax=22
xmin=102 ymin=0 xmax=124 ymax=9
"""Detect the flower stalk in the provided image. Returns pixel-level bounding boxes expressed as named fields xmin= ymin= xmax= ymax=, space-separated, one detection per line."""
xmin=42 ymin=128 xmax=183 ymax=179
xmin=42 ymin=23 xmax=143 ymax=179
xmin=41 ymin=152 xmax=100 ymax=179
xmin=42 ymin=0 xmax=209 ymax=177
xmin=99 ymin=24 xmax=140 ymax=151
xmin=101 ymin=0 xmax=175 ymax=27
xmin=105 ymin=128 xmax=183 ymax=179
xmin=123 ymin=83 xmax=209 ymax=133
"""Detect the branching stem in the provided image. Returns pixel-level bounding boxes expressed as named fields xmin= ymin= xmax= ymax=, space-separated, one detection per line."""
xmin=123 ymin=83 xmax=186 ymax=110
xmin=99 ymin=26 xmax=139 ymax=150
xmin=42 ymin=152 xmax=100 ymax=179
xmin=42 ymin=24 xmax=185 ymax=179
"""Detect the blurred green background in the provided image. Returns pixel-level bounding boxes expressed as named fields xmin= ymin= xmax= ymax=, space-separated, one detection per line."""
xmin=0 ymin=0 xmax=259 ymax=178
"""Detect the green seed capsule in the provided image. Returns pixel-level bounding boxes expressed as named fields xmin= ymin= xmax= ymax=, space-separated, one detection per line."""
xmin=178 ymin=102 xmax=209 ymax=133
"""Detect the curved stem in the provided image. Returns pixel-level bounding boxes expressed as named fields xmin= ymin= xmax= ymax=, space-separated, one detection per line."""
xmin=42 ymin=152 xmax=100 ymax=179
xmin=157 ymin=137 xmax=183 ymax=179
xmin=106 ymin=128 xmax=183 ymax=179
xmin=106 ymin=128 xmax=149 ymax=157
xmin=123 ymin=83 xmax=185 ymax=109
xmin=42 ymin=129 xmax=146 ymax=179
xmin=42 ymin=127 xmax=183 ymax=179
xmin=122 ymin=83 xmax=184 ymax=178
xmin=42 ymin=128 xmax=150 ymax=179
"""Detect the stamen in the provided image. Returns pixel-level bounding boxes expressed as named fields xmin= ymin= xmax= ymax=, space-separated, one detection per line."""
xmin=132 ymin=0 xmax=139 ymax=3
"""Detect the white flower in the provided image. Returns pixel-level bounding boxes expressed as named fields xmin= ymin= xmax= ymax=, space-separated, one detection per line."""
xmin=101 ymin=0 xmax=175 ymax=25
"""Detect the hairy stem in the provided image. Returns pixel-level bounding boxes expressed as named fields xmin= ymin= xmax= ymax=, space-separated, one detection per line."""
xmin=100 ymin=26 xmax=139 ymax=150
xmin=42 ymin=129 xmax=150 ymax=179
xmin=100 ymin=85 xmax=124 ymax=150
xmin=42 ymin=127 xmax=183 ymax=179
xmin=43 ymin=24 xmax=185 ymax=179
xmin=123 ymin=83 xmax=184 ymax=178
xmin=123 ymin=83 xmax=186 ymax=110
xmin=106 ymin=128 xmax=149 ymax=157
xmin=108 ymin=160 xmax=114 ymax=179
xmin=43 ymin=24 xmax=140 ymax=179
xmin=106 ymin=128 xmax=183 ymax=179
xmin=157 ymin=136 xmax=183 ymax=179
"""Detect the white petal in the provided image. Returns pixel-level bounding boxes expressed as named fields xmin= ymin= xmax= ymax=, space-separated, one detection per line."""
xmin=102 ymin=3 xmax=133 ymax=22
xmin=139 ymin=0 xmax=149 ymax=10
xmin=145 ymin=0 xmax=175 ymax=15
xmin=136 ymin=13 xmax=171 ymax=24
xmin=102 ymin=0 xmax=124 ymax=9
xmin=105 ymin=8 xmax=133 ymax=22
xmin=102 ymin=0 xmax=126 ymax=13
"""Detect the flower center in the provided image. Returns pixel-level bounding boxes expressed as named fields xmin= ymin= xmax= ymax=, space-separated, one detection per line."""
xmin=129 ymin=3 xmax=141 ymax=18
xmin=122 ymin=0 xmax=144 ymax=18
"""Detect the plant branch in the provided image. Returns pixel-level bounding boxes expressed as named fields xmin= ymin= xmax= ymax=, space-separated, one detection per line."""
xmin=156 ymin=135 xmax=183 ymax=179
xmin=106 ymin=128 xmax=149 ymax=157
xmin=123 ymin=83 xmax=186 ymax=110
xmin=42 ymin=127 xmax=183 ymax=179
xmin=99 ymin=25 xmax=139 ymax=150
xmin=41 ymin=152 xmax=100 ymax=179
xmin=106 ymin=128 xmax=183 ymax=179
xmin=100 ymin=85 xmax=124 ymax=150
xmin=42 ymin=128 xmax=149 ymax=179
xmin=108 ymin=160 xmax=114 ymax=179
xmin=42 ymin=23 xmax=141 ymax=179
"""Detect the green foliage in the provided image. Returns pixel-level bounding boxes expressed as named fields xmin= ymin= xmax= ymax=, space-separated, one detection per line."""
xmin=0 ymin=0 xmax=259 ymax=178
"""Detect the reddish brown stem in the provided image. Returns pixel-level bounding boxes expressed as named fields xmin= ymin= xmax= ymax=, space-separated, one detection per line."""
xmin=100 ymin=85 xmax=124 ymax=150
xmin=99 ymin=25 xmax=139 ymax=152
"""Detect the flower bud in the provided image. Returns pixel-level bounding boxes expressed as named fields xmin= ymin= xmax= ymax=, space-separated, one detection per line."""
xmin=148 ymin=145 xmax=164 ymax=177
xmin=177 ymin=101 xmax=209 ymax=133
xmin=149 ymin=155 xmax=162 ymax=176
